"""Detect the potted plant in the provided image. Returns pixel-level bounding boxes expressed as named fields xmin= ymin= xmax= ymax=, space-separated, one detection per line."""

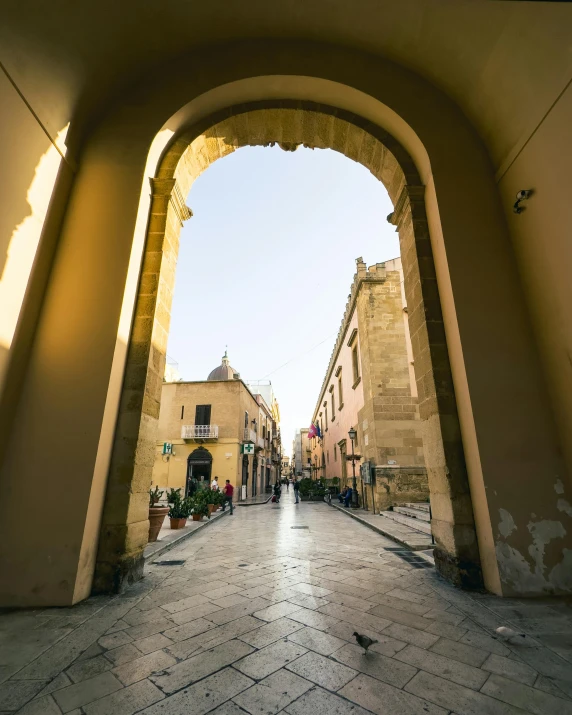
xmin=190 ymin=491 xmax=210 ymax=521
xmin=206 ymin=489 xmax=223 ymax=515
xmin=168 ymin=493 xmax=192 ymax=529
xmin=166 ymin=487 xmax=182 ymax=504
xmin=148 ymin=486 xmax=169 ymax=542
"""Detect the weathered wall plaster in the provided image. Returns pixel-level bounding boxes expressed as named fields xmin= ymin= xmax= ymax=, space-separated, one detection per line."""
xmin=495 ymin=481 xmax=572 ymax=595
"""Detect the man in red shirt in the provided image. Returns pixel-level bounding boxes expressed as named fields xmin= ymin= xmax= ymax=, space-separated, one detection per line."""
xmin=222 ymin=480 xmax=234 ymax=515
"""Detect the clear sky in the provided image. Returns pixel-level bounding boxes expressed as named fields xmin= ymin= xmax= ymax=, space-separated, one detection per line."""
xmin=167 ymin=145 xmax=399 ymax=456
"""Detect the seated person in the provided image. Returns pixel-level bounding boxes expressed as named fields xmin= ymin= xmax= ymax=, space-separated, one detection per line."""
xmin=338 ymin=487 xmax=347 ymax=504
xmin=344 ymin=487 xmax=352 ymax=507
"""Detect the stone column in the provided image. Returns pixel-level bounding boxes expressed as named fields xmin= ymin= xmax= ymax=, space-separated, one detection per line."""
xmin=389 ymin=186 xmax=483 ymax=589
xmin=93 ymin=179 xmax=191 ymax=593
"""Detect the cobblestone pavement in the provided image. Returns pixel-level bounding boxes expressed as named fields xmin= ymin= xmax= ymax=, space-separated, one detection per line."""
xmin=2 ymin=492 xmax=572 ymax=714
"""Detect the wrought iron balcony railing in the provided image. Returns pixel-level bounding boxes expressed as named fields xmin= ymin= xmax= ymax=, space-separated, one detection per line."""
xmin=181 ymin=424 xmax=219 ymax=439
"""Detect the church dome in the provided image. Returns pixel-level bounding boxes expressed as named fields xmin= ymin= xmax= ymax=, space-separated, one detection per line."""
xmin=207 ymin=351 xmax=239 ymax=381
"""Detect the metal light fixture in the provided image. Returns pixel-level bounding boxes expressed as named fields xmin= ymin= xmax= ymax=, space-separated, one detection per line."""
xmin=513 ymin=189 xmax=533 ymax=214
xmin=348 ymin=427 xmax=357 ymax=441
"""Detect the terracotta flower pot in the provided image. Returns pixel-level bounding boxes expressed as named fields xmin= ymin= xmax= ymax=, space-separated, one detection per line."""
xmin=170 ymin=517 xmax=187 ymax=529
xmin=207 ymin=504 xmax=216 ymax=515
xmin=148 ymin=505 xmax=169 ymax=542
xmin=192 ymin=513 xmax=203 ymax=521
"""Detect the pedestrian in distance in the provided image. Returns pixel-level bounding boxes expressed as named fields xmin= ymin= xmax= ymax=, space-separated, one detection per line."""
xmin=286 ymin=479 xmax=290 ymax=491
xmin=273 ymin=481 xmax=282 ymax=503
xmin=222 ymin=479 xmax=234 ymax=514
xmin=211 ymin=476 xmax=219 ymax=491
xmin=293 ymin=477 xmax=300 ymax=504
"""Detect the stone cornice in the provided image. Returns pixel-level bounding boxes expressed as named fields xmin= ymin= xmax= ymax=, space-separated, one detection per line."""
xmin=387 ymin=184 xmax=425 ymax=230
xmin=150 ymin=178 xmax=193 ymax=225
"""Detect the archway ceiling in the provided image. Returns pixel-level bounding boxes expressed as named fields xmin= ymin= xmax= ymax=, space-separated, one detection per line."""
xmin=1 ymin=0 xmax=571 ymax=172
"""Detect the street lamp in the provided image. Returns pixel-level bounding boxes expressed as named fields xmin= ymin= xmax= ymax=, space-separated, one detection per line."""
xmin=348 ymin=427 xmax=359 ymax=508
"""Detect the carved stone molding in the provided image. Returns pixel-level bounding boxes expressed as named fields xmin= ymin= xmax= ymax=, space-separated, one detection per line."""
xmin=150 ymin=178 xmax=193 ymax=225
xmin=387 ymin=184 xmax=425 ymax=229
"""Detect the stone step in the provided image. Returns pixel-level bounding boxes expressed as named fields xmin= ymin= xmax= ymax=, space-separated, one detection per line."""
xmin=404 ymin=502 xmax=430 ymax=513
xmin=379 ymin=509 xmax=433 ymax=535
xmin=330 ymin=503 xmax=433 ymax=551
xmin=394 ymin=505 xmax=431 ymax=522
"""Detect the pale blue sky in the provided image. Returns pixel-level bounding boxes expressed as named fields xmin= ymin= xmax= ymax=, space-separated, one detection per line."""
xmin=167 ymin=146 xmax=399 ymax=456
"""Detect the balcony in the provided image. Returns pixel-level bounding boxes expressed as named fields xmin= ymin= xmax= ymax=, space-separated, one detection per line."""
xmin=243 ymin=428 xmax=257 ymax=443
xmin=257 ymin=437 xmax=265 ymax=449
xmin=181 ymin=424 xmax=219 ymax=440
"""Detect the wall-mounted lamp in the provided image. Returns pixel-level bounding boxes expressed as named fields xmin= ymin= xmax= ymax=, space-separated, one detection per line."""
xmin=513 ymin=189 xmax=533 ymax=214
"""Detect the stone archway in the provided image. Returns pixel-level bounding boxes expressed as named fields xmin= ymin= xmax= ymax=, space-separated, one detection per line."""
xmin=93 ymin=101 xmax=483 ymax=594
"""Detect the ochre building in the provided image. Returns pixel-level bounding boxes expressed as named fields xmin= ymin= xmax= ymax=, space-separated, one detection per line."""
xmin=151 ymin=353 xmax=279 ymax=501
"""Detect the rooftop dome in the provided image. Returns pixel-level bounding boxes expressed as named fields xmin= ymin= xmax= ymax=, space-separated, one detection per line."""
xmin=207 ymin=351 xmax=239 ymax=381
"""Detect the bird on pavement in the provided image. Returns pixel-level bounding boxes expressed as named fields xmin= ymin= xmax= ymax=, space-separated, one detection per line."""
xmin=353 ymin=632 xmax=378 ymax=654
xmin=494 ymin=627 xmax=537 ymax=647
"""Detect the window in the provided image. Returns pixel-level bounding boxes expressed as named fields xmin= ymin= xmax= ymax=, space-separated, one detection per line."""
xmin=180 ymin=405 xmax=185 ymax=420
xmin=327 ymin=450 xmax=330 ymax=464
xmin=331 ymin=391 xmax=335 ymax=422
xmin=324 ymin=403 xmax=328 ymax=430
xmin=244 ymin=411 xmax=249 ymax=429
xmin=352 ymin=345 xmax=360 ymax=385
xmin=195 ymin=404 xmax=211 ymax=426
xmin=338 ymin=373 xmax=343 ymax=408
xmin=334 ymin=443 xmax=337 ymax=461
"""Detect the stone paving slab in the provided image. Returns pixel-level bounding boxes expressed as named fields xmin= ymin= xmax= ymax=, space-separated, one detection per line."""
xmin=2 ymin=493 xmax=572 ymax=715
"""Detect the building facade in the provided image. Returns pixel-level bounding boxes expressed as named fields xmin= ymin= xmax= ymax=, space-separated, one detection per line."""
xmin=151 ymin=353 xmax=279 ymax=500
xmin=292 ymin=428 xmax=311 ymax=476
xmin=311 ymin=257 xmax=427 ymax=511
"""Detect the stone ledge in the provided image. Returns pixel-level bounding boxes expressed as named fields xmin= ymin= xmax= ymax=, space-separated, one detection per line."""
xmin=143 ymin=509 xmax=228 ymax=564
xmin=328 ymin=501 xmax=432 ymax=551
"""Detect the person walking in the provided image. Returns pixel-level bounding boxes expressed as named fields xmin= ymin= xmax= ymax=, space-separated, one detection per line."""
xmin=273 ymin=481 xmax=282 ymax=503
xmin=293 ymin=477 xmax=300 ymax=504
xmin=286 ymin=479 xmax=290 ymax=491
xmin=211 ymin=476 xmax=219 ymax=491
xmin=222 ymin=479 xmax=234 ymax=514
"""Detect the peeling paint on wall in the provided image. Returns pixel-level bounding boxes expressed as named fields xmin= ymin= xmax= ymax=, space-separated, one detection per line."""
xmin=527 ymin=519 xmax=566 ymax=576
xmin=554 ymin=479 xmax=565 ymax=495
xmin=498 ymin=508 xmax=517 ymax=538
xmin=495 ymin=501 xmax=571 ymax=595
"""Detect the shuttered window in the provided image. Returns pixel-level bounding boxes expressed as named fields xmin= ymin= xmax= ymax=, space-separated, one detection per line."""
xmin=195 ymin=404 xmax=211 ymax=426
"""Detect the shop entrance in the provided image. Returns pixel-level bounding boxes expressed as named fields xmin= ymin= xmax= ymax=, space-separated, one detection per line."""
xmin=186 ymin=447 xmax=212 ymax=496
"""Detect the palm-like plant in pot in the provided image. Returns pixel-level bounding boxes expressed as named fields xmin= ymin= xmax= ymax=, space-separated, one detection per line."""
xmin=206 ymin=488 xmax=224 ymax=515
xmin=148 ymin=486 xmax=169 ymax=542
xmin=190 ymin=491 xmax=210 ymax=521
xmin=166 ymin=488 xmax=182 ymax=504
xmin=168 ymin=493 xmax=193 ymax=529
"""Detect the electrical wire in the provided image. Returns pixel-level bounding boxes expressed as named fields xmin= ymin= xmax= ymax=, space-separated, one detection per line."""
xmin=262 ymin=330 xmax=338 ymax=378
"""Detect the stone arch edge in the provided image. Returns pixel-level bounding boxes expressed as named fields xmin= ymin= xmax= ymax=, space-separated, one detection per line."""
xmin=93 ymin=100 xmax=483 ymax=595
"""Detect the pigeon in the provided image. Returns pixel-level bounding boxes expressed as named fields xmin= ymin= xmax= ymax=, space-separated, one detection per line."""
xmin=353 ymin=632 xmax=378 ymax=654
xmin=495 ymin=627 xmax=537 ymax=647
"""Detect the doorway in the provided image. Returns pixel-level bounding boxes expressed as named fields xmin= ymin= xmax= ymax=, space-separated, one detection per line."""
xmin=186 ymin=447 xmax=212 ymax=496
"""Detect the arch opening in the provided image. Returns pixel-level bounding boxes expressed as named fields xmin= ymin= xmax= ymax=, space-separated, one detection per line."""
xmin=93 ymin=101 xmax=484 ymax=596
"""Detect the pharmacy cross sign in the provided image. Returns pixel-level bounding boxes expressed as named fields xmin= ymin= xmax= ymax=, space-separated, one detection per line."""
xmin=241 ymin=444 xmax=255 ymax=455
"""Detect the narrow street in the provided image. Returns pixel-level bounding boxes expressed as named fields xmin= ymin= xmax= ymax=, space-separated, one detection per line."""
xmin=2 ymin=493 xmax=572 ymax=714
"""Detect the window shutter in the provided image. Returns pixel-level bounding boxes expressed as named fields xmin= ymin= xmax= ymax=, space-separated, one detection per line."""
xmin=195 ymin=404 xmax=211 ymax=425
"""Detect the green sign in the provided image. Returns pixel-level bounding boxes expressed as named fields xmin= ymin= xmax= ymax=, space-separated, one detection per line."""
xmin=241 ymin=443 xmax=255 ymax=455
xmin=162 ymin=442 xmax=172 ymax=455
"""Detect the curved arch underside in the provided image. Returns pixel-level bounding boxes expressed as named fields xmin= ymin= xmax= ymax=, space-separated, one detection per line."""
xmin=166 ymin=102 xmax=415 ymax=207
